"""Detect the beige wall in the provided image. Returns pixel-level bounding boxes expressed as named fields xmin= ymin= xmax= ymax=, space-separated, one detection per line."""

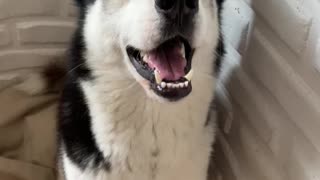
xmin=217 ymin=0 xmax=320 ymax=179
xmin=0 ymin=0 xmax=77 ymax=71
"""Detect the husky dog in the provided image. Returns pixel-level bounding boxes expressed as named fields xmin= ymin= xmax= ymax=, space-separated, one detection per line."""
xmin=58 ymin=0 xmax=225 ymax=179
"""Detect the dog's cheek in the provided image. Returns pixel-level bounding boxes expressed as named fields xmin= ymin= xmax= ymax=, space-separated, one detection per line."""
xmin=193 ymin=4 xmax=218 ymax=48
xmin=191 ymin=14 xmax=206 ymax=48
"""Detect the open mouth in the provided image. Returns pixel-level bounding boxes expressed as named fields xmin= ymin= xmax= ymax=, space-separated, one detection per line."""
xmin=126 ymin=36 xmax=194 ymax=101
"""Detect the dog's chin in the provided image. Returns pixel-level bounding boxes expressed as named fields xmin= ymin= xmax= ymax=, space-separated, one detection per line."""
xmin=126 ymin=36 xmax=195 ymax=102
xmin=134 ymin=77 xmax=190 ymax=103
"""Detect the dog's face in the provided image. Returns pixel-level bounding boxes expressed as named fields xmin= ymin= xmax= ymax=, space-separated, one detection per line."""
xmin=81 ymin=0 xmax=219 ymax=102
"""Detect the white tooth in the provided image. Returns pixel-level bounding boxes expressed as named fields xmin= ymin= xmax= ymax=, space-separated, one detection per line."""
xmin=184 ymin=69 xmax=193 ymax=81
xmin=167 ymin=83 xmax=173 ymax=88
xmin=184 ymin=81 xmax=189 ymax=87
xmin=179 ymin=83 xmax=184 ymax=88
xmin=154 ymin=71 xmax=162 ymax=84
xmin=174 ymin=84 xmax=179 ymax=88
xmin=161 ymin=82 xmax=166 ymax=88
xmin=142 ymin=54 xmax=148 ymax=62
xmin=181 ymin=44 xmax=185 ymax=58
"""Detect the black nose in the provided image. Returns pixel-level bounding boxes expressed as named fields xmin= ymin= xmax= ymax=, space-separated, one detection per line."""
xmin=155 ymin=0 xmax=199 ymax=19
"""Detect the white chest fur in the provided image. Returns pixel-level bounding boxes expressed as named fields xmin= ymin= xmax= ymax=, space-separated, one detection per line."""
xmin=62 ymin=71 xmax=216 ymax=180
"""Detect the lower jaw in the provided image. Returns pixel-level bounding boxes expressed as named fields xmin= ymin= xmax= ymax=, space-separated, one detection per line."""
xmin=131 ymin=67 xmax=194 ymax=101
xmin=151 ymin=83 xmax=192 ymax=101
xmin=147 ymin=76 xmax=193 ymax=101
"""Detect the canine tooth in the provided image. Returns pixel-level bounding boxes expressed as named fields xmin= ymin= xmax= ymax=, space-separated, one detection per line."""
xmin=161 ymin=82 xmax=166 ymax=88
xmin=181 ymin=43 xmax=185 ymax=58
xmin=184 ymin=69 xmax=193 ymax=81
xmin=154 ymin=71 xmax=162 ymax=84
xmin=142 ymin=54 xmax=148 ymax=62
xmin=184 ymin=81 xmax=189 ymax=87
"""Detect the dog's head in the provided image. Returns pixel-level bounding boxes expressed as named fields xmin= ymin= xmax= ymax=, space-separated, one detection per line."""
xmin=76 ymin=0 xmax=221 ymax=102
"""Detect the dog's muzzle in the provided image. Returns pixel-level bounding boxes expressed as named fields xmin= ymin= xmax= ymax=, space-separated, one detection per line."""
xmin=126 ymin=0 xmax=200 ymax=101
xmin=127 ymin=36 xmax=194 ymax=101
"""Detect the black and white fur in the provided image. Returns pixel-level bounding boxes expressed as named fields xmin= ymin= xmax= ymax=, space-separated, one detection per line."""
xmin=57 ymin=0 xmax=225 ymax=179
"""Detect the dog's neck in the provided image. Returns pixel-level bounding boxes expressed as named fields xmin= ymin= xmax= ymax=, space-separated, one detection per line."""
xmin=79 ymin=63 xmax=215 ymax=161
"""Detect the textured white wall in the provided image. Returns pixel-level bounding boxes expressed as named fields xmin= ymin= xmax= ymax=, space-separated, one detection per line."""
xmin=216 ymin=0 xmax=320 ymax=179
xmin=0 ymin=0 xmax=77 ymax=72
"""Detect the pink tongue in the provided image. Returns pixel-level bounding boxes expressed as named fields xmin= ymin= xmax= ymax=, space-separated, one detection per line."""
xmin=147 ymin=46 xmax=186 ymax=81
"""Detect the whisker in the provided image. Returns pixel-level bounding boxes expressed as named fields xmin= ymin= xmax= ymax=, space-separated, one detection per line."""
xmin=66 ymin=63 xmax=85 ymax=75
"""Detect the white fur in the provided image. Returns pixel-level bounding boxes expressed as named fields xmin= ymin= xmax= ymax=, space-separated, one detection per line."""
xmin=62 ymin=0 xmax=220 ymax=179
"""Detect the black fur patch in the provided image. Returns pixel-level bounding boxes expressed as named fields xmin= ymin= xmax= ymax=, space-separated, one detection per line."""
xmin=67 ymin=0 xmax=95 ymax=80
xmin=215 ymin=37 xmax=225 ymax=75
xmin=58 ymin=0 xmax=108 ymax=173
xmin=74 ymin=0 xmax=96 ymax=11
xmin=68 ymin=28 xmax=92 ymax=80
xmin=58 ymin=76 xmax=111 ymax=171
xmin=216 ymin=0 xmax=225 ymax=7
xmin=214 ymin=0 xmax=225 ymax=75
